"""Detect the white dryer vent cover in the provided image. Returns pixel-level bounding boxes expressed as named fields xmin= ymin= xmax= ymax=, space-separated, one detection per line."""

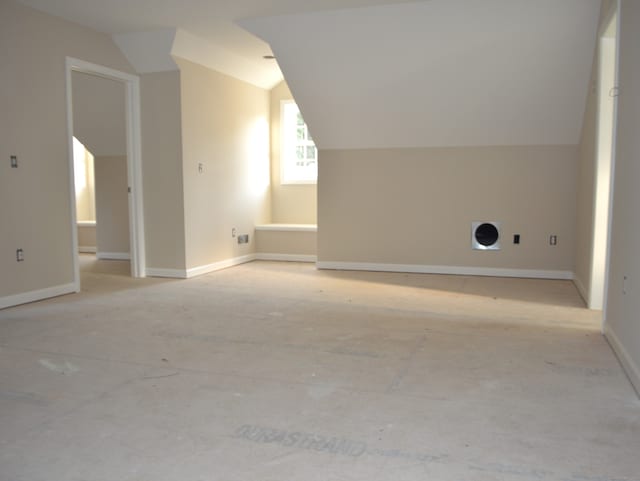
xmin=472 ymin=222 xmax=501 ymax=250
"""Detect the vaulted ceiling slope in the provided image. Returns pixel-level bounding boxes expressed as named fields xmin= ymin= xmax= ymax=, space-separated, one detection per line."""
xmin=15 ymin=0 xmax=414 ymax=89
xmin=242 ymin=0 xmax=601 ymax=149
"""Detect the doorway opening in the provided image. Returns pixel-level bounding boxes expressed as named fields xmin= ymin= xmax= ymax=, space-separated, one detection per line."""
xmin=65 ymin=57 xmax=145 ymax=291
xmin=590 ymin=4 xmax=619 ymax=312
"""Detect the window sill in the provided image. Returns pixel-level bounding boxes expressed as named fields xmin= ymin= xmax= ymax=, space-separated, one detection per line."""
xmin=280 ymin=181 xmax=317 ymax=186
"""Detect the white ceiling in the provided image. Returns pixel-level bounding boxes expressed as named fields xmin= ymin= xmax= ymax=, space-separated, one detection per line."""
xmin=243 ymin=0 xmax=601 ymax=148
xmin=16 ymin=0 xmax=414 ymax=88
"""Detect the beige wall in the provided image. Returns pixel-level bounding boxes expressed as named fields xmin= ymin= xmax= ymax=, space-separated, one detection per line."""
xmin=318 ymin=146 xmax=577 ymax=272
xmin=177 ymin=58 xmax=270 ymax=269
xmin=256 ymin=230 xmax=317 ymax=256
xmin=140 ymin=70 xmax=186 ymax=271
xmin=94 ymin=156 xmax=130 ymax=254
xmin=604 ymin=0 xmax=640 ymax=394
xmin=72 ymin=71 xmax=126 ymax=156
xmin=270 ymin=81 xmax=317 ymax=224
xmin=0 ymin=0 xmax=133 ymax=299
xmin=77 ymin=224 xmax=96 ymax=250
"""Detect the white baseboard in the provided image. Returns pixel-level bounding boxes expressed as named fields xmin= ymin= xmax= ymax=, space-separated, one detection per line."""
xmin=255 ymin=253 xmax=317 ymax=263
xmin=186 ymin=254 xmax=256 ymax=278
xmin=0 ymin=283 xmax=77 ymax=310
xmin=573 ymin=275 xmax=589 ymax=307
xmin=316 ymin=261 xmax=574 ymax=280
xmin=604 ymin=322 xmax=640 ymax=398
xmin=255 ymin=224 xmax=318 ymax=232
xmin=145 ymin=268 xmax=187 ymax=279
xmin=97 ymin=252 xmax=130 ymax=260
xmin=78 ymin=246 xmax=97 ymax=254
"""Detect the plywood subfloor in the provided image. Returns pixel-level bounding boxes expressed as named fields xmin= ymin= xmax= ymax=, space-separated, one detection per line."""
xmin=1 ymin=260 xmax=638 ymax=481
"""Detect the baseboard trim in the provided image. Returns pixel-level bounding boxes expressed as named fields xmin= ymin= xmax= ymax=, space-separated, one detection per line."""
xmin=97 ymin=252 xmax=130 ymax=260
xmin=78 ymin=246 xmax=97 ymax=254
xmin=255 ymin=253 xmax=317 ymax=263
xmin=0 ymin=283 xmax=77 ymax=310
xmin=604 ymin=322 xmax=640 ymax=398
xmin=316 ymin=261 xmax=574 ymax=280
xmin=77 ymin=220 xmax=96 ymax=227
xmin=185 ymin=254 xmax=256 ymax=278
xmin=573 ymin=275 xmax=589 ymax=306
xmin=255 ymin=224 xmax=317 ymax=232
xmin=146 ymin=268 xmax=187 ymax=279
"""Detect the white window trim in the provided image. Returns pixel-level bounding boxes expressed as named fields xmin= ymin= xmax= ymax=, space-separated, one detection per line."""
xmin=280 ymin=100 xmax=317 ymax=185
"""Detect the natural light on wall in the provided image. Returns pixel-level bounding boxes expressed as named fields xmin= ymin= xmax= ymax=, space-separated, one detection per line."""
xmin=72 ymin=136 xmax=96 ymax=222
xmin=246 ymin=116 xmax=271 ymax=196
xmin=281 ymin=100 xmax=317 ymax=184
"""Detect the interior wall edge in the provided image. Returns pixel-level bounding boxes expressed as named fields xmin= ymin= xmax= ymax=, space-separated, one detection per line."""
xmin=573 ymin=274 xmax=591 ymax=307
xmin=604 ymin=322 xmax=640 ymax=398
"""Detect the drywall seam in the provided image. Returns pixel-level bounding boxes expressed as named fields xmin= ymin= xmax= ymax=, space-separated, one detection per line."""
xmin=96 ymin=252 xmax=131 ymax=260
xmin=255 ymin=224 xmax=318 ymax=232
xmin=573 ymin=274 xmax=590 ymax=307
xmin=317 ymin=261 xmax=574 ymax=280
xmin=255 ymin=254 xmax=317 ymax=263
xmin=185 ymin=254 xmax=256 ymax=278
xmin=604 ymin=322 xmax=640 ymax=398
xmin=0 ymin=283 xmax=76 ymax=310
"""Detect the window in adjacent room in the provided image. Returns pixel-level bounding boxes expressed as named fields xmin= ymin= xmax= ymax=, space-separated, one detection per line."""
xmin=281 ymin=100 xmax=317 ymax=184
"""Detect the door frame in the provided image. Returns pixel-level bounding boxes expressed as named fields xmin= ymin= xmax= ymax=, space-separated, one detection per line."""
xmin=65 ymin=57 xmax=146 ymax=288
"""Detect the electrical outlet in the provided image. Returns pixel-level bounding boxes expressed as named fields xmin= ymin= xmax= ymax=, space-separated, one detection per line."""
xmin=550 ymin=235 xmax=557 ymax=246
xmin=10 ymin=155 xmax=18 ymax=168
xmin=198 ymin=162 xmax=204 ymax=174
xmin=231 ymin=228 xmax=237 ymax=238
xmin=513 ymin=234 xmax=520 ymax=244
xmin=16 ymin=249 xmax=24 ymax=262
xmin=237 ymin=234 xmax=249 ymax=244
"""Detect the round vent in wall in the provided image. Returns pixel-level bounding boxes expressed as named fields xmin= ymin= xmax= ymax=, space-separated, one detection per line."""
xmin=472 ymin=221 xmax=501 ymax=250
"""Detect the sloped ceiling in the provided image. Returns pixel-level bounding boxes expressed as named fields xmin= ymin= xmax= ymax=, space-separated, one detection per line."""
xmin=241 ymin=0 xmax=601 ymax=149
xmin=15 ymin=0 xmax=415 ymax=89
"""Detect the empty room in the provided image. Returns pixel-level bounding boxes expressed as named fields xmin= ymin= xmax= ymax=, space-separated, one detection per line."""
xmin=1 ymin=0 xmax=639 ymax=480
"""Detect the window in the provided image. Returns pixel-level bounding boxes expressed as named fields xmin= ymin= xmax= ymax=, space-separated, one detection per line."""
xmin=281 ymin=100 xmax=317 ymax=184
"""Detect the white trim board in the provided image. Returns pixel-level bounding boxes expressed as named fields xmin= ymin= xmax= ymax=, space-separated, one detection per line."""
xmin=317 ymin=261 xmax=574 ymax=280
xmin=79 ymin=246 xmax=97 ymax=254
xmin=604 ymin=322 xmax=640 ymax=398
xmin=146 ymin=254 xmax=257 ymax=279
xmin=186 ymin=254 xmax=256 ymax=278
xmin=146 ymin=268 xmax=188 ymax=279
xmin=0 ymin=283 xmax=76 ymax=310
xmin=97 ymin=252 xmax=131 ymax=261
xmin=255 ymin=253 xmax=317 ymax=263
xmin=255 ymin=224 xmax=317 ymax=232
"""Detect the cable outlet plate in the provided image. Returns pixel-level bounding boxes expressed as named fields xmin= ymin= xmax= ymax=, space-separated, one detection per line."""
xmin=237 ymin=234 xmax=249 ymax=244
